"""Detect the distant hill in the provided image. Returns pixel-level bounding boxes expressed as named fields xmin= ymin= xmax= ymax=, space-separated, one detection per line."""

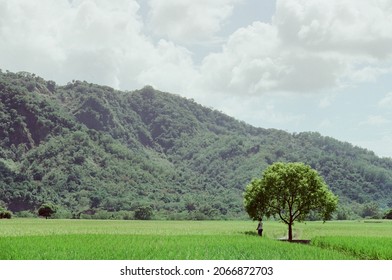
xmin=1 ymin=70 xmax=391 ymax=219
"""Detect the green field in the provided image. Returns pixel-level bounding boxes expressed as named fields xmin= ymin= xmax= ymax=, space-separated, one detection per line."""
xmin=0 ymin=219 xmax=391 ymax=260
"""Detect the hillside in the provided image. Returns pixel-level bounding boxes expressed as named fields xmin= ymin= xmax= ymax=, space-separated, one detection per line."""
xmin=0 ymin=70 xmax=391 ymax=219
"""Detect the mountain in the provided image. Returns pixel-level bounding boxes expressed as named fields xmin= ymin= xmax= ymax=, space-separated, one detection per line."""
xmin=1 ymin=70 xmax=391 ymax=219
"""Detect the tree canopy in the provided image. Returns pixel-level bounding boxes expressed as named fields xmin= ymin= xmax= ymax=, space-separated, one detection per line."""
xmin=38 ymin=203 xmax=57 ymax=219
xmin=244 ymin=162 xmax=338 ymax=240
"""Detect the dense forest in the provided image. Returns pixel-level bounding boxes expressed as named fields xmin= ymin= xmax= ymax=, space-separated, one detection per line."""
xmin=1 ymin=70 xmax=391 ymax=220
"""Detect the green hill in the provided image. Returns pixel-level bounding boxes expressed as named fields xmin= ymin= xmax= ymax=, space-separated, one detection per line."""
xmin=0 ymin=70 xmax=391 ymax=219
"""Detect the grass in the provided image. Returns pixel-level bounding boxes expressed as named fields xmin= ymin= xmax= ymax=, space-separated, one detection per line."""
xmin=0 ymin=219 xmax=391 ymax=260
xmin=312 ymin=236 xmax=392 ymax=260
xmin=0 ymin=234 xmax=355 ymax=260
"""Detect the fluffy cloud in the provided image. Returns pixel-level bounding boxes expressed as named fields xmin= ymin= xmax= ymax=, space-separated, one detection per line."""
xmin=318 ymin=119 xmax=333 ymax=129
xmin=200 ymin=22 xmax=343 ymax=95
xmin=318 ymin=94 xmax=336 ymax=108
xmin=133 ymin=39 xmax=199 ymax=94
xmin=275 ymin=0 xmax=392 ymax=57
xmin=379 ymin=92 xmax=392 ymax=108
xmin=275 ymin=0 xmax=392 ymax=86
xmin=1 ymin=0 xmax=392 ymax=103
xmin=147 ymin=0 xmax=240 ymax=43
xmin=200 ymin=22 xmax=282 ymax=95
xmin=199 ymin=0 xmax=392 ymax=96
xmin=359 ymin=115 xmax=391 ymax=126
xmin=0 ymin=0 xmax=197 ymax=92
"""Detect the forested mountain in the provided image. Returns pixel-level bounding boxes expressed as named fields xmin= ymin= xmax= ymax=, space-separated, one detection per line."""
xmin=1 ymin=70 xmax=391 ymax=219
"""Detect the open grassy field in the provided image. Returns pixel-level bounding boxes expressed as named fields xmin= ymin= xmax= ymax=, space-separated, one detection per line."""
xmin=0 ymin=219 xmax=391 ymax=260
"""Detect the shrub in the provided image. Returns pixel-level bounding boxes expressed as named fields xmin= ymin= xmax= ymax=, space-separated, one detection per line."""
xmin=52 ymin=209 xmax=73 ymax=219
xmin=0 ymin=210 xmax=12 ymax=219
xmin=15 ymin=211 xmax=36 ymax=218
xmin=383 ymin=209 xmax=392 ymax=220
xmin=134 ymin=206 xmax=153 ymax=220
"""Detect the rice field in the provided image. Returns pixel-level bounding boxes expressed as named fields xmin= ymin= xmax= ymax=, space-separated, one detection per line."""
xmin=312 ymin=236 xmax=392 ymax=260
xmin=0 ymin=219 xmax=391 ymax=260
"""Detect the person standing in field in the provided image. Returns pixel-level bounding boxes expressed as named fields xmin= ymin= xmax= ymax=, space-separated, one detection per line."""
xmin=257 ymin=218 xmax=263 ymax=236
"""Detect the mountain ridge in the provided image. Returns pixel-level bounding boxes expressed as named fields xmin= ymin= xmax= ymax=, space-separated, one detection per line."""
xmin=0 ymin=70 xmax=391 ymax=219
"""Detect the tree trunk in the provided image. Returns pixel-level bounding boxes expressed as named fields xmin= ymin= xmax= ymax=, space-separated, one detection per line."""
xmin=288 ymin=223 xmax=293 ymax=241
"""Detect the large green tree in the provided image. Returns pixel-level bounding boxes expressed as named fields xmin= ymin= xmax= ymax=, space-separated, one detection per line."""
xmin=244 ymin=162 xmax=338 ymax=240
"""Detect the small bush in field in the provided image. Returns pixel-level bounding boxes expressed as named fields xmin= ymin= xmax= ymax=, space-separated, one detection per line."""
xmin=0 ymin=210 xmax=12 ymax=219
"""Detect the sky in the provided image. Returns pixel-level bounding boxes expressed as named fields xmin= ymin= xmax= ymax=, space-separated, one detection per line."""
xmin=1 ymin=0 xmax=392 ymax=158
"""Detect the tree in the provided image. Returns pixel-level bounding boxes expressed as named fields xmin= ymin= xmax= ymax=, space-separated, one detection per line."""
xmin=38 ymin=203 xmax=57 ymax=219
xmin=244 ymin=162 xmax=338 ymax=241
xmin=361 ymin=202 xmax=380 ymax=219
xmin=383 ymin=209 xmax=392 ymax=220
xmin=0 ymin=209 xmax=12 ymax=219
xmin=134 ymin=206 xmax=153 ymax=220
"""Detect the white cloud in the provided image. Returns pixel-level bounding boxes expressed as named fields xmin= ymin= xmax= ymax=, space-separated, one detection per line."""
xmin=198 ymin=0 xmax=392 ymax=97
xmin=274 ymin=0 xmax=392 ymax=86
xmin=318 ymin=94 xmax=336 ymax=108
xmin=134 ymin=39 xmax=199 ymax=94
xmin=214 ymin=95 xmax=305 ymax=130
xmin=200 ymin=22 xmax=285 ymax=95
xmin=2 ymin=0 xmax=392 ymax=97
xmin=353 ymin=134 xmax=392 ymax=158
xmin=250 ymin=102 xmax=305 ymax=126
xmin=379 ymin=92 xmax=392 ymax=108
xmin=318 ymin=119 xmax=332 ymax=129
xmin=200 ymin=22 xmax=345 ymax=95
xmin=275 ymin=0 xmax=392 ymax=59
xmin=0 ymin=0 xmax=198 ymax=92
xmin=345 ymin=66 xmax=392 ymax=83
xmin=147 ymin=0 xmax=241 ymax=44
xmin=359 ymin=115 xmax=391 ymax=126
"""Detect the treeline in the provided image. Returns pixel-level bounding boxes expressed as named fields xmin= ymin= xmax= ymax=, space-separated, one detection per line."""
xmin=0 ymin=70 xmax=391 ymax=220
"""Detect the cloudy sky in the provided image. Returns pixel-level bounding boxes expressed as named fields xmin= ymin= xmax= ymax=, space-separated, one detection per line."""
xmin=1 ymin=0 xmax=392 ymax=158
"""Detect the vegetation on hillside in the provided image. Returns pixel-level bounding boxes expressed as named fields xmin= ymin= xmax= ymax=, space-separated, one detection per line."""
xmin=0 ymin=70 xmax=391 ymax=219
